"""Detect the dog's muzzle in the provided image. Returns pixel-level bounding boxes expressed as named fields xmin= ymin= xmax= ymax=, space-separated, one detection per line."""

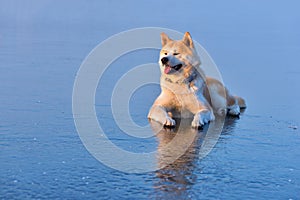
xmin=161 ymin=57 xmax=183 ymax=74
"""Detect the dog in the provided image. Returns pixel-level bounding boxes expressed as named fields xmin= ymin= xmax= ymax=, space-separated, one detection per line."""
xmin=148 ymin=32 xmax=246 ymax=128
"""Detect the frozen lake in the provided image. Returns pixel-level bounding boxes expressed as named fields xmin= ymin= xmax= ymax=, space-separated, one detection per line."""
xmin=1 ymin=0 xmax=300 ymax=199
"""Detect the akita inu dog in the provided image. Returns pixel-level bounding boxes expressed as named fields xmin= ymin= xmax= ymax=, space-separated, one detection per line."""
xmin=148 ymin=32 xmax=246 ymax=128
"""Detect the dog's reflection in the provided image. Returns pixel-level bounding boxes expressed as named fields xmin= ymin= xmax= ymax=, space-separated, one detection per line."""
xmin=150 ymin=118 xmax=205 ymax=198
xmin=150 ymin=115 xmax=241 ymax=199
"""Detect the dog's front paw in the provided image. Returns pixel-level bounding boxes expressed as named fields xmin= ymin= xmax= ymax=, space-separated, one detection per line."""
xmin=228 ymin=104 xmax=240 ymax=116
xmin=192 ymin=110 xmax=215 ymax=128
xmin=164 ymin=116 xmax=176 ymax=127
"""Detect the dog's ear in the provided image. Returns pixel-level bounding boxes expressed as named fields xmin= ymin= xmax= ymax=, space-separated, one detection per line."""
xmin=161 ymin=32 xmax=171 ymax=46
xmin=182 ymin=32 xmax=194 ymax=48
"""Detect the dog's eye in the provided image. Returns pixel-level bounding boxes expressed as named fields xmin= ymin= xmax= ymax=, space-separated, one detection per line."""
xmin=173 ymin=53 xmax=180 ymax=56
xmin=164 ymin=53 xmax=168 ymax=55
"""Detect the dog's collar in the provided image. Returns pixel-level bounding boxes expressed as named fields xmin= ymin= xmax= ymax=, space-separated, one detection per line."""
xmin=164 ymin=71 xmax=198 ymax=85
xmin=164 ymin=77 xmax=188 ymax=85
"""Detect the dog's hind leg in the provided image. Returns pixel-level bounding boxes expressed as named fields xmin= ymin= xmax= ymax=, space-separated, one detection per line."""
xmin=205 ymin=78 xmax=228 ymax=116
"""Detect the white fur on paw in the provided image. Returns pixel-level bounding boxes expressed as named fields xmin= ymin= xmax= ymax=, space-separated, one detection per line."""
xmin=228 ymin=105 xmax=240 ymax=116
xmin=164 ymin=116 xmax=176 ymax=127
xmin=192 ymin=110 xmax=215 ymax=128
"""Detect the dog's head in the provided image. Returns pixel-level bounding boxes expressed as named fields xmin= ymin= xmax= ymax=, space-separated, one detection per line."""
xmin=159 ymin=32 xmax=201 ymax=76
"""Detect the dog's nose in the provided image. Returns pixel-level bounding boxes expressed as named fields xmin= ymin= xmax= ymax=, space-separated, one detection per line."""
xmin=161 ymin=57 xmax=169 ymax=65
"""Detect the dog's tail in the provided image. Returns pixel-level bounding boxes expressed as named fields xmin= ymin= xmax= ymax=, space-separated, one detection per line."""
xmin=234 ymin=96 xmax=247 ymax=109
